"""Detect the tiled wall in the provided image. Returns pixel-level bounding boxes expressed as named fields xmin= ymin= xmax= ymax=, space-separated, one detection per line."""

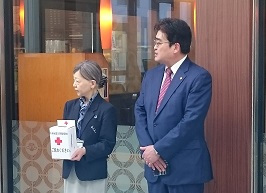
xmin=13 ymin=121 xmax=147 ymax=193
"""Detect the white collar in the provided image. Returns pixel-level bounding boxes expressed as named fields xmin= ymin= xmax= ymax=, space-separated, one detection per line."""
xmin=167 ymin=55 xmax=187 ymax=75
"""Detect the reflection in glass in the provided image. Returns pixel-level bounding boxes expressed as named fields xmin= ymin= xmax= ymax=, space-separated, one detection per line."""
xmin=12 ymin=0 xmax=196 ymax=192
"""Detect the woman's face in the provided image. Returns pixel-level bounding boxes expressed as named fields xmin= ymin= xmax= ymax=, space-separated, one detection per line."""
xmin=73 ymin=70 xmax=96 ymax=99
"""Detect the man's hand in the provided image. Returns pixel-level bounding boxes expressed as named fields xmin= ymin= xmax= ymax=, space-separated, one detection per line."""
xmin=152 ymin=158 xmax=167 ymax=172
xmin=145 ymin=157 xmax=167 ymax=172
xmin=140 ymin=145 xmax=160 ymax=164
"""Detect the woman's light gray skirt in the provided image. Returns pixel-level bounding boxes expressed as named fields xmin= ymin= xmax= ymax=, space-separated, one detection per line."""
xmin=64 ymin=167 xmax=107 ymax=193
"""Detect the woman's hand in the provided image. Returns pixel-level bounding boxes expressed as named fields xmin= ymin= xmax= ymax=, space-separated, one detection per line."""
xmin=71 ymin=147 xmax=86 ymax=161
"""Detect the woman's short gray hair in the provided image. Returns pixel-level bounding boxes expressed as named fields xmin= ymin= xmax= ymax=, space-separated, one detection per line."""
xmin=73 ymin=60 xmax=107 ymax=88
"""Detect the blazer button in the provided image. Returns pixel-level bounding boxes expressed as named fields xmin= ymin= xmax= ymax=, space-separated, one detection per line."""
xmin=153 ymin=124 xmax=157 ymax=127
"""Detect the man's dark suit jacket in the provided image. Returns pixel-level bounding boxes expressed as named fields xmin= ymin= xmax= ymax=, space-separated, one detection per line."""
xmin=135 ymin=57 xmax=213 ymax=185
xmin=62 ymin=93 xmax=117 ymax=181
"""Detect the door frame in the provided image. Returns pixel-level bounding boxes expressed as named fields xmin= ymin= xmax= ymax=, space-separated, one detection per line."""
xmin=253 ymin=0 xmax=265 ymax=192
xmin=1 ymin=0 xmax=15 ymax=192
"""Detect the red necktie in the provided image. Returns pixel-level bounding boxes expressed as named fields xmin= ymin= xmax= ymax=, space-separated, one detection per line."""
xmin=156 ymin=68 xmax=172 ymax=111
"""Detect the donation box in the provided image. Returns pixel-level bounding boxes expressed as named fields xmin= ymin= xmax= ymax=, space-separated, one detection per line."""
xmin=49 ymin=120 xmax=77 ymax=160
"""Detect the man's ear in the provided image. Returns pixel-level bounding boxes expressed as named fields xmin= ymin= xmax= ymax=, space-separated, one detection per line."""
xmin=173 ymin=43 xmax=181 ymax=53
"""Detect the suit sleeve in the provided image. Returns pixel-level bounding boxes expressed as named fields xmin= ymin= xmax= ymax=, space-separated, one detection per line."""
xmin=134 ymin=73 xmax=154 ymax=147
xmin=63 ymin=102 xmax=68 ymax=119
xmin=154 ymin=71 xmax=212 ymax=161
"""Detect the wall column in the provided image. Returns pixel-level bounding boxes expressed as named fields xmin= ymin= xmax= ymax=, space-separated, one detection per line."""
xmin=24 ymin=0 xmax=40 ymax=52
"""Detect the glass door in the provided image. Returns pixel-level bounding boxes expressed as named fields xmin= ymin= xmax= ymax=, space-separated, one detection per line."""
xmin=11 ymin=0 xmax=196 ymax=192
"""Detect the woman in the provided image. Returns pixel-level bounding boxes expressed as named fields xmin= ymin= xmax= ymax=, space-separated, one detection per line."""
xmin=62 ymin=60 xmax=117 ymax=193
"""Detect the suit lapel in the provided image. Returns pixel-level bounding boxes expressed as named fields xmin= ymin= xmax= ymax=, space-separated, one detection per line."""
xmin=79 ymin=94 xmax=101 ymax=137
xmin=155 ymin=58 xmax=190 ymax=116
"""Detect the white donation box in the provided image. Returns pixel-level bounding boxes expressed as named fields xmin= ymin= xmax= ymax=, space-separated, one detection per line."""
xmin=49 ymin=120 xmax=77 ymax=159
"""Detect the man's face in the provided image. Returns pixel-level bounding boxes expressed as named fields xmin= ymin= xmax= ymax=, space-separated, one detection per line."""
xmin=154 ymin=30 xmax=179 ymax=66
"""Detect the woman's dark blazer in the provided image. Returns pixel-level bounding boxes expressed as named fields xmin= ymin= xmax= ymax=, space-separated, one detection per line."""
xmin=62 ymin=93 xmax=117 ymax=181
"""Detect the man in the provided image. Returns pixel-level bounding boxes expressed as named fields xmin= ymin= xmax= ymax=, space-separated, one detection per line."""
xmin=134 ymin=18 xmax=213 ymax=193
